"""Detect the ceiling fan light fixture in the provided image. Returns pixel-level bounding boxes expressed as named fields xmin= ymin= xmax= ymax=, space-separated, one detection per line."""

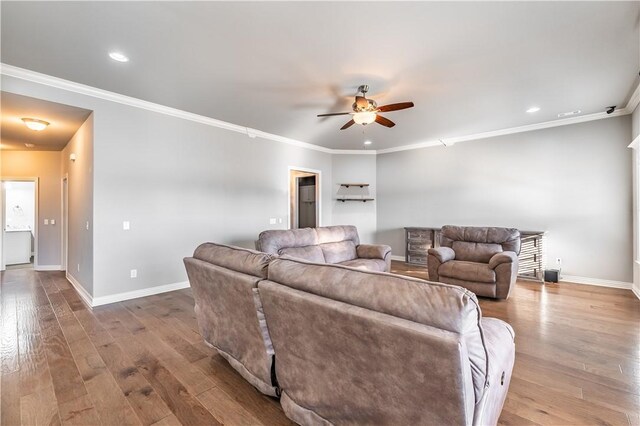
xmin=353 ymin=111 xmax=377 ymax=125
xmin=21 ymin=118 xmax=50 ymax=131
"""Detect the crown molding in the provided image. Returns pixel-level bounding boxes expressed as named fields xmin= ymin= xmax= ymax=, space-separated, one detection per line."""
xmin=624 ymin=81 xmax=640 ymax=114
xmin=2 ymin=63 xmax=637 ymax=156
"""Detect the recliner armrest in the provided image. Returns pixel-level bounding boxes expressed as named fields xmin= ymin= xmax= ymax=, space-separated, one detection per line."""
xmin=427 ymin=247 xmax=455 ymax=263
xmin=489 ymin=251 xmax=518 ymax=269
xmin=356 ymin=244 xmax=391 ymax=260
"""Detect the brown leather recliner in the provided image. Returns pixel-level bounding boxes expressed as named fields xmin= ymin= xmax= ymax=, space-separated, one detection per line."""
xmin=428 ymin=226 xmax=521 ymax=299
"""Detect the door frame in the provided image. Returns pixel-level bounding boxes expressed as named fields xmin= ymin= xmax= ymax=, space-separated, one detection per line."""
xmin=1 ymin=177 xmax=39 ymax=271
xmin=61 ymin=174 xmax=68 ymax=272
xmin=288 ymin=166 xmax=321 ymax=229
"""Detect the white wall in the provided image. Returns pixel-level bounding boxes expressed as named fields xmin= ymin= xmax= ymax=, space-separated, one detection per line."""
xmin=377 ymin=116 xmax=633 ymax=283
xmin=331 ymin=154 xmax=377 ymax=244
xmin=5 ymin=181 xmax=35 ymax=233
xmin=1 ymin=151 xmax=62 ymax=267
xmin=62 ymin=115 xmax=94 ymax=294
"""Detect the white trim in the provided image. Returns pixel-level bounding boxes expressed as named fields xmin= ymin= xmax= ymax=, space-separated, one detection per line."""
xmin=632 ymin=285 xmax=640 ymax=301
xmin=66 ymin=272 xmax=93 ymax=308
xmin=378 ymin=110 xmax=630 ymax=154
xmin=629 ymin=134 xmax=640 ymax=150
xmin=2 ymin=63 xmax=637 ymax=156
xmin=624 ymin=82 xmax=640 ymax=114
xmin=91 ymin=281 xmax=190 ymax=307
xmin=391 ymin=255 xmax=406 ymax=262
xmin=35 ymin=265 xmax=62 ymax=271
xmin=288 ymin=166 xmax=322 ymax=229
xmin=560 ymin=275 xmax=632 ymax=290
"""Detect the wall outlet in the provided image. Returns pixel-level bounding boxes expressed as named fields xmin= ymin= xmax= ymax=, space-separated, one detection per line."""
xmin=77 ymin=264 xmax=80 ymax=272
xmin=123 ymin=221 xmax=130 ymax=230
xmin=555 ymin=258 xmax=562 ymax=266
xmin=278 ymin=218 xmax=283 ymax=224
xmin=269 ymin=218 xmax=277 ymax=225
xmin=86 ymin=221 xmax=89 ymax=230
xmin=50 ymin=219 xmax=55 ymax=225
xmin=130 ymin=269 xmax=137 ymax=278
xmin=44 ymin=219 xmax=49 ymax=225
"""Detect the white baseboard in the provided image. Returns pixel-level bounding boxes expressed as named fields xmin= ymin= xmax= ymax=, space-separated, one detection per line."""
xmin=66 ymin=272 xmax=93 ymax=308
xmin=91 ymin=281 xmax=190 ymax=307
xmin=391 ymin=255 xmax=406 ymax=262
xmin=35 ymin=264 xmax=62 ymax=271
xmin=632 ymin=285 xmax=640 ymax=300
xmin=557 ymin=275 xmax=632 ymax=290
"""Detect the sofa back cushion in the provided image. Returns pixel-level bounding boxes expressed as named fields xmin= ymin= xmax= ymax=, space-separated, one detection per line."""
xmin=452 ymin=241 xmax=503 ymax=263
xmin=441 ymin=225 xmax=521 ymax=256
xmin=194 ymin=242 xmax=273 ymax=278
xmin=257 ymin=227 xmax=318 ymax=254
xmin=267 ymin=257 xmax=489 ymax=403
xmin=279 ymin=245 xmax=325 ymax=263
xmin=316 ymin=225 xmax=360 ymax=245
xmin=320 ymin=240 xmax=357 ymax=263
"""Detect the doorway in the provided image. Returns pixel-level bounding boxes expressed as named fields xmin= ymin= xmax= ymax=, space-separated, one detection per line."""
xmin=2 ymin=179 xmax=38 ymax=270
xmin=289 ymin=168 xmax=321 ymax=229
xmin=62 ymin=175 xmax=68 ymax=272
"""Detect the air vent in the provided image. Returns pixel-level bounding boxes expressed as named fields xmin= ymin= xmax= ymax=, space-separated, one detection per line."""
xmin=557 ymin=110 xmax=581 ymax=118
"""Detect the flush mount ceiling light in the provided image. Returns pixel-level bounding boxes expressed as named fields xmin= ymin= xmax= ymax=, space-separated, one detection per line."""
xmin=21 ymin=118 xmax=50 ymax=131
xmin=24 ymin=143 xmax=35 ymax=148
xmin=109 ymin=51 xmax=129 ymax=62
xmin=364 ymin=140 xmax=373 ymax=146
xmin=526 ymin=107 xmax=541 ymax=113
xmin=558 ymin=110 xmax=581 ymax=118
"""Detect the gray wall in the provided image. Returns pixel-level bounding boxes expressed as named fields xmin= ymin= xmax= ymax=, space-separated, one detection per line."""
xmin=377 ymin=116 xmax=633 ymax=283
xmin=62 ymin=115 xmax=94 ymax=293
xmin=2 ymin=74 xmax=333 ymax=299
xmin=331 ymin=154 xmax=377 ymax=244
xmin=1 ymin=150 xmax=62 ymax=267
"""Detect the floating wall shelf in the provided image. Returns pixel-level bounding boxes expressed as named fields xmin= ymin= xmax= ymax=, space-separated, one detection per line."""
xmin=340 ymin=183 xmax=369 ymax=188
xmin=337 ymin=198 xmax=375 ymax=203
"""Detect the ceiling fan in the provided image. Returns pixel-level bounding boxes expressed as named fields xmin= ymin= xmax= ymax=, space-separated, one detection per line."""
xmin=317 ymin=85 xmax=414 ymax=130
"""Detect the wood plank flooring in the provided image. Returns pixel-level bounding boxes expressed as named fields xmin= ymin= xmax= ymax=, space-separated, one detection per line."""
xmin=1 ymin=262 xmax=639 ymax=425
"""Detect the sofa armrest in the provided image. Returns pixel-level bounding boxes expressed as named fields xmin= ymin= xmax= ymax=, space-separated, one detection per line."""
xmin=489 ymin=251 xmax=518 ymax=270
xmin=357 ymin=244 xmax=391 ymax=260
xmin=427 ymin=247 xmax=455 ymax=263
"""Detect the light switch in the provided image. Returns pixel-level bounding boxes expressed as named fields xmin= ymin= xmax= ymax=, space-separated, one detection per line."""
xmin=278 ymin=218 xmax=283 ymax=224
xmin=44 ymin=219 xmax=49 ymax=225
xmin=130 ymin=269 xmax=137 ymax=278
xmin=86 ymin=221 xmax=89 ymax=230
xmin=123 ymin=221 xmax=130 ymax=230
xmin=269 ymin=218 xmax=277 ymax=225
xmin=50 ymin=219 xmax=56 ymax=225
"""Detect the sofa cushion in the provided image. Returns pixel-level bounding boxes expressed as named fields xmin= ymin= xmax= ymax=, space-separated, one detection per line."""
xmin=441 ymin=225 xmax=521 ymax=255
xmin=268 ymin=257 xmax=489 ymax=402
xmin=279 ymin=245 xmax=325 ymax=263
xmin=338 ymin=258 xmax=387 ymax=272
xmin=439 ymin=260 xmax=497 ymax=283
xmin=193 ymin=242 xmax=274 ymax=279
xmin=257 ymin=228 xmax=318 ymax=254
xmin=320 ymin=240 xmax=357 ymax=264
xmin=451 ymin=241 xmax=502 ymax=263
xmin=316 ymin=225 xmax=360 ymax=245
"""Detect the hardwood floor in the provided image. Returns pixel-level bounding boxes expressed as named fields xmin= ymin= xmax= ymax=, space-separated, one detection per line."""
xmin=1 ymin=262 xmax=639 ymax=425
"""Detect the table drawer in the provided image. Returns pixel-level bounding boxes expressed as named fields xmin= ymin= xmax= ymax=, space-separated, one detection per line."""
xmin=407 ymin=230 xmax=431 ymax=240
xmin=408 ymin=242 xmax=430 ymax=252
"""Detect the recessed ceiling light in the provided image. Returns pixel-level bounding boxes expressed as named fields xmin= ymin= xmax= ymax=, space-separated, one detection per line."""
xmin=109 ymin=52 xmax=129 ymax=62
xmin=526 ymin=107 xmax=541 ymax=113
xmin=558 ymin=110 xmax=581 ymax=118
xmin=25 ymin=143 xmax=35 ymax=148
xmin=364 ymin=140 xmax=372 ymax=146
xmin=22 ymin=118 xmax=50 ymax=131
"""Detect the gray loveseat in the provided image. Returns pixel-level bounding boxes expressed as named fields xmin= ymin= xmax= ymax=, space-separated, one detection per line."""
xmin=428 ymin=225 xmax=521 ymax=299
xmin=256 ymin=225 xmax=392 ymax=272
xmin=184 ymin=242 xmax=516 ymax=425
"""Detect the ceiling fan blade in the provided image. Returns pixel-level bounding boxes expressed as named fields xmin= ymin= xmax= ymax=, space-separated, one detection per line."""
xmin=377 ymin=102 xmax=414 ymax=113
xmin=340 ymin=119 xmax=356 ymax=130
xmin=375 ymin=115 xmax=395 ymax=128
xmin=317 ymin=112 xmax=351 ymax=117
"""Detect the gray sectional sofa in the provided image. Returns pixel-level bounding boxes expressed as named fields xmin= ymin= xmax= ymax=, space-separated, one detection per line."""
xmin=184 ymin=242 xmax=516 ymax=426
xmin=256 ymin=225 xmax=392 ymax=272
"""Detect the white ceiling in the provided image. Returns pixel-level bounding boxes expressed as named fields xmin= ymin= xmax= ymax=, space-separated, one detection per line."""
xmin=1 ymin=2 xmax=638 ymax=150
xmin=1 ymin=92 xmax=92 ymax=151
